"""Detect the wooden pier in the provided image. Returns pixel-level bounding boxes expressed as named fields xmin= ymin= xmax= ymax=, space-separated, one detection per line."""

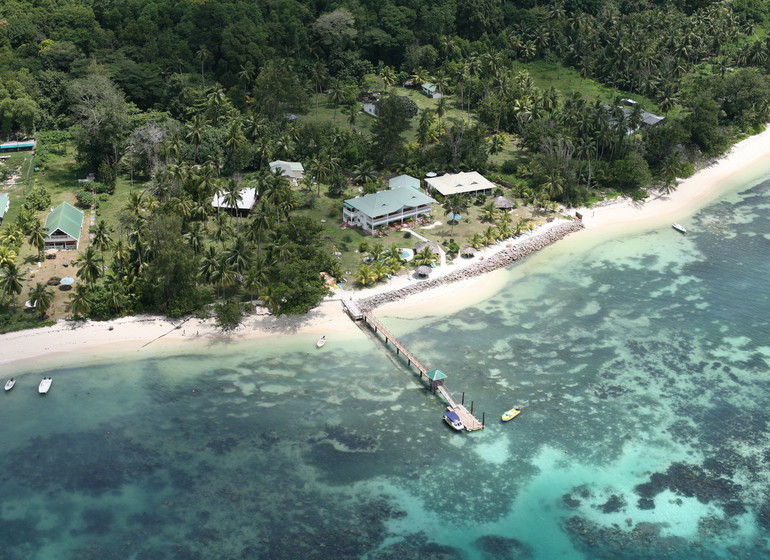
xmin=351 ymin=307 xmax=484 ymax=432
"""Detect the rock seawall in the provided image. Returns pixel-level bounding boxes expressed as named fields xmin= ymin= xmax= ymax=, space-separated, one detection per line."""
xmin=358 ymin=220 xmax=584 ymax=312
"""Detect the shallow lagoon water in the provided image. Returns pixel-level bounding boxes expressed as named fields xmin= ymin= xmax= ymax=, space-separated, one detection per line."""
xmin=4 ymin=172 xmax=770 ymax=559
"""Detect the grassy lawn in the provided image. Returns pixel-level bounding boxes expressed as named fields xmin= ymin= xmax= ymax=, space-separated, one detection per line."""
xmin=305 ymin=88 xmax=471 ymax=145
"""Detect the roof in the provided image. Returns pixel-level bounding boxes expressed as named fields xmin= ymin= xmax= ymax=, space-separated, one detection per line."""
xmin=0 ymin=194 xmax=8 ymax=219
xmin=426 ymin=369 xmax=447 ymax=381
xmin=269 ymin=160 xmax=304 ymax=178
xmin=343 ymin=187 xmax=435 ymax=219
xmin=425 ymin=171 xmax=496 ymax=196
xmin=45 ymin=202 xmax=83 ymax=239
xmin=388 ymin=174 xmax=420 ymax=190
xmin=0 ymin=140 xmax=35 ymax=151
xmin=414 ymin=241 xmax=441 ymax=255
xmin=422 ymin=82 xmax=437 ymax=93
xmin=212 ymin=187 xmax=257 ymax=211
xmin=492 ymin=196 xmax=515 ymax=209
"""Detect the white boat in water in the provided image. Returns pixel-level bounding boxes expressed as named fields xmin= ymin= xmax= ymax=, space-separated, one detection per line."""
xmin=38 ymin=377 xmax=52 ymax=394
xmin=316 ymin=336 xmax=327 ymax=348
xmin=672 ymin=223 xmax=687 ymax=234
xmin=4 ymin=378 xmax=15 ymax=391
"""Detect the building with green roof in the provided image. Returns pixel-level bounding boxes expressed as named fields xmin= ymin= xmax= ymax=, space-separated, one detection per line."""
xmin=44 ymin=202 xmax=84 ymax=250
xmin=388 ymin=174 xmax=420 ymax=190
xmin=343 ymin=187 xmax=435 ymax=234
xmin=0 ymin=193 xmax=9 ymax=224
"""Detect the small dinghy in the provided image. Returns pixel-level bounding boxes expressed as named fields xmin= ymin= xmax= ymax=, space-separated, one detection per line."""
xmin=316 ymin=336 xmax=327 ymax=348
xmin=501 ymin=408 xmax=521 ymax=422
xmin=4 ymin=378 xmax=15 ymax=391
xmin=38 ymin=377 xmax=52 ymax=394
xmin=672 ymin=223 xmax=687 ymax=234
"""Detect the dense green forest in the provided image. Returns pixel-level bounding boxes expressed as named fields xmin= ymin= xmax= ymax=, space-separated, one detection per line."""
xmin=1 ymin=0 xmax=770 ymax=328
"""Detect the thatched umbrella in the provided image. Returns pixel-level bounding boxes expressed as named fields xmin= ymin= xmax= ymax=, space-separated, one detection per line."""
xmin=416 ymin=265 xmax=432 ymax=277
xmin=492 ymin=196 xmax=515 ymax=210
xmin=461 ymin=247 xmax=477 ymax=258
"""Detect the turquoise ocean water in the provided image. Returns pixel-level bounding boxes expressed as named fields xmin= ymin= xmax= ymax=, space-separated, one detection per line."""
xmin=4 ymin=165 xmax=770 ymax=559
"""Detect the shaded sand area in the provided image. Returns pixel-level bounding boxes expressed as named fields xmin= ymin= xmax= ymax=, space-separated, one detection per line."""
xmin=4 ymin=127 xmax=770 ymax=367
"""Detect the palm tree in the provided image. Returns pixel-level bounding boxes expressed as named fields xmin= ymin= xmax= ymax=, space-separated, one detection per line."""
xmin=328 ymin=79 xmax=347 ymax=121
xmin=199 ymin=245 xmax=219 ymax=285
xmin=28 ymin=282 xmax=54 ymax=318
xmin=309 ymin=60 xmax=328 ymax=115
xmin=412 ymin=247 xmax=437 ymax=267
xmin=0 ymin=262 xmax=25 ymax=305
xmin=442 ymin=194 xmax=468 ymax=235
xmin=27 ymin=219 xmax=47 ymax=262
xmin=68 ymin=284 xmax=92 ymax=317
xmin=480 ymin=202 xmax=499 ymax=223
xmin=0 ymin=245 xmax=17 ymax=268
xmin=92 ymin=220 xmax=112 ymax=261
xmin=247 ymin=203 xmax=273 ymax=258
xmin=185 ymin=115 xmax=206 ymax=163
xmin=354 ymin=263 xmax=377 ymax=286
xmin=196 ymin=47 xmax=210 ymax=87
xmin=225 ymin=235 xmax=251 ymax=276
xmin=76 ymin=246 xmax=103 ymax=286
xmin=224 ymin=118 xmax=246 ymax=157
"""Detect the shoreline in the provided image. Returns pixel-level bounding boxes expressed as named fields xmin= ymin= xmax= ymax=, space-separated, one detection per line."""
xmin=4 ymin=127 xmax=770 ymax=367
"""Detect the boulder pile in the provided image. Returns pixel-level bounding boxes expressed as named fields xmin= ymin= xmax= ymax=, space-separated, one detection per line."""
xmin=359 ymin=220 xmax=584 ymax=311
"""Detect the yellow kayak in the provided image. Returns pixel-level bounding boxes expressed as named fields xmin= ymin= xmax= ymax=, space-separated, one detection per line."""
xmin=501 ymin=408 xmax=521 ymax=422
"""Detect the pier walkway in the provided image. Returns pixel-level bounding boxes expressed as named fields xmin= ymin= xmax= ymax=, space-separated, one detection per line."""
xmin=348 ymin=304 xmax=483 ymax=432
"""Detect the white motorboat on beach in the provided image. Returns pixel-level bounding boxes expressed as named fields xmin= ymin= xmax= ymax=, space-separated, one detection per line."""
xmin=316 ymin=336 xmax=327 ymax=348
xmin=4 ymin=378 xmax=15 ymax=391
xmin=38 ymin=377 xmax=52 ymax=394
xmin=672 ymin=223 xmax=687 ymax=234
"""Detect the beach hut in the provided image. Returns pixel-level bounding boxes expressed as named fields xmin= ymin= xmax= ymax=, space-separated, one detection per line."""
xmin=461 ymin=247 xmax=477 ymax=258
xmin=414 ymin=241 xmax=441 ymax=256
xmin=492 ymin=196 xmax=515 ymax=210
xmin=415 ymin=265 xmax=432 ymax=277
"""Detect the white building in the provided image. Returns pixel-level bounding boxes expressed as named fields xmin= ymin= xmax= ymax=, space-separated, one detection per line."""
xmin=424 ymin=171 xmax=496 ymax=197
xmin=343 ymin=187 xmax=436 ymax=234
xmin=269 ymin=160 xmax=305 ymax=181
xmin=211 ymin=187 xmax=258 ymax=217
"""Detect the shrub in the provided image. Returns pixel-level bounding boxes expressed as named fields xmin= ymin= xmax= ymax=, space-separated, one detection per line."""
xmin=500 ymin=160 xmax=518 ymax=174
xmin=91 ymin=181 xmax=114 ymax=195
xmin=76 ymin=190 xmax=96 ymax=208
xmin=403 ymin=231 xmax=412 ymax=239
xmin=24 ymin=185 xmax=51 ymax=211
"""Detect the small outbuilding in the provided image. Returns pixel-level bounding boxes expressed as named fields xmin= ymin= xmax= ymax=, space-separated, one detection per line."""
xmin=416 ymin=265 xmax=432 ymax=277
xmin=388 ymin=174 xmax=420 ymax=190
xmin=414 ymin=240 xmax=442 ymax=256
xmin=269 ymin=160 xmax=305 ymax=181
xmin=421 ymin=82 xmax=442 ymax=99
xmin=492 ymin=196 xmax=515 ymax=210
xmin=211 ymin=187 xmax=258 ymax=217
xmin=0 ymin=140 xmax=35 ymax=153
xmin=44 ymin=202 xmax=83 ymax=250
xmin=0 ymin=193 xmax=8 ymax=225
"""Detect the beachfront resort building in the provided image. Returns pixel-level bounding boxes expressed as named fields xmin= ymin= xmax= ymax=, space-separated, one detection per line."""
xmin=425 ymin=171 xmax=496 ymax=197
xmin=211 ymin=187 xmax=258 ymax=217
xmin=343 ymin=187 xmax=436 ymax=234
xmin=44 ymin=202 xmax=83 ymax=250
xmin=269 ymin=160 xmax=304 ymax=182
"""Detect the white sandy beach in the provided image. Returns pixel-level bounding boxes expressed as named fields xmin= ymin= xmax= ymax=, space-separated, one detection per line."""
xmin=4 ymin=127 xmax=770 ymax=367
